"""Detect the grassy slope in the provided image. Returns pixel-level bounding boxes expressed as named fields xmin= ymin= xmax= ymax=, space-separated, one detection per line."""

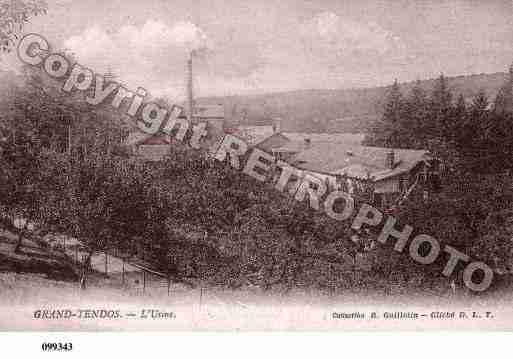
xmin=0 ymin=230 xmax=77 ymax=282
xmin=2 ymin=228 xmax=513 ymax=330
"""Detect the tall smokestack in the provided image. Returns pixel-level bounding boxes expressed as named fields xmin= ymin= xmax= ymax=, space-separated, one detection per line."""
xmin=386 ymin=150 xmax=395 ymax=169
xmin=187 ymin=52 xmax=194 ymax=123
xmin=272 ymin=118 xmax=282 ymax=134
xmin=510 ymin=62 xmax=513 ymax=89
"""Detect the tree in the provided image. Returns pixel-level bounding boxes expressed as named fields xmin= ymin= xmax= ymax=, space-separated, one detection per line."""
xmin=470 ymin=90 xmax=489 ymax=115
xmin=404 ymin=80 xmax=429 ymax=148
xmin=0 ymin=0 xmax=47 ymax=52
xmin=365 ymin=80 xmax=405 ymax=147
xmin=63 ymin=154 xmax=118 ymax=289
xmin=0 ymin=96 xmax=49 ymax=253
xmin=453 ymin=91 xmax=493 ymax=173
xmin=454 ymin=94 xmax=467 ymax=120
xmin=430 ymin=74 xmax=453 ymax=141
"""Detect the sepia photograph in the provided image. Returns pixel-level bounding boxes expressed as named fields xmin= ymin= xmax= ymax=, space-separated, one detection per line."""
xmin=0 ymin=0 xmax=513 ymax=340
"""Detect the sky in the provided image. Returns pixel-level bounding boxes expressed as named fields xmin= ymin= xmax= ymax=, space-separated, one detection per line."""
xmin=3 ymin=0 xmax=513 ymax=100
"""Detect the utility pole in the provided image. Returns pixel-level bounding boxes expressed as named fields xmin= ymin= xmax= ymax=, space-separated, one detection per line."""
xmin=187 ymin=51 xmax=194 ymax=124
xmin=68 ymin=115 xmax=72 ymax=155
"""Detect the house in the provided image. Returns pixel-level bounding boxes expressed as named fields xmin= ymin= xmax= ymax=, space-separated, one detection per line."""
xmin=179 ymin=103 xmax=225 ymax=137
xmin=125 ymin=131 xmax=172 ymax=162
xmin=233 ymin=125 xmax=289 ymax=152
xmin=125 ymin=103 xmax=226 ymax=161
xmin=231 ymin=119 xmax=290 ymax=152
xmin=272 ymin=139 xmax=311 ymax=161
xmin=289 ymin=142 xmax=436 ymax=209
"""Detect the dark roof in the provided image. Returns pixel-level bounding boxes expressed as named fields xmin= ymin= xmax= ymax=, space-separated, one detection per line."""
xmin=291 ymin=142 xmax=430 ymax=181
xmin=178 ymin=104 xmax=225 ymax=119
xmin=255 ymin=132 xmax=290 ymax=151
xmin=233 ymin=125 xmax=276 ymax=146
xmin=125 ymin=131 xmax=153 ymax=146
xmin=137 ymin=144 xmax=170 ymax=162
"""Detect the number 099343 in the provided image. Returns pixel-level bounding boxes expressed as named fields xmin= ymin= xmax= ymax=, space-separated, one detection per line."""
xmin=41 ymin=343 xmax=73 ymax=351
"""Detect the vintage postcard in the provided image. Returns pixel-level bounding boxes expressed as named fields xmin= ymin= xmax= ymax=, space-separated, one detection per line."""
xmin=1 ymin=0 xmax=513 ymax=337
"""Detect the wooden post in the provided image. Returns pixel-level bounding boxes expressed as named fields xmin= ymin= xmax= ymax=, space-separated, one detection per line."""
xmin=122 ymin=258 xmax=125 ymax=285
xmin=167 ymin=276 xmax=171 ymax=296
xmin=199 ymin=287 xmax=203 ymax=308
xmin=104 ymin=252 xmax=108 ymax=275
xmin=75 ymin=246 xmax=78 ymax=263
xmin=68 ymin=122 xmax=71 ymax=155
xmin=82 ymin=127 xmax=87 ymax=158
xmin=143 ymin=271 xmax=146 ymax=294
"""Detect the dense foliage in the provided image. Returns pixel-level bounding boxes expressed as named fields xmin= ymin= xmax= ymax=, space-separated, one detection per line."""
xmin=0 ymin=0 xmax=47 ymax=52
xmin=365 ymin=75 xmax=513 ymax=290
xmin=1 ymin=67 xmax=512 ymax=295
xmin=365 ymin=75 xmax=513 ymax=173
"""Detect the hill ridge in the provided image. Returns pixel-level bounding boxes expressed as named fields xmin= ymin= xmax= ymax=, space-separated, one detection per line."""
xmin=199 ymin=71 xmax=510 ymax=133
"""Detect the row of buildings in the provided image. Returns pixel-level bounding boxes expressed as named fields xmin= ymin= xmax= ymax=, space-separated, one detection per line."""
xmin=124 ymin=53 xmax=440 ymax=210
xmin=125 ymin=106 xmax=438 ymax=210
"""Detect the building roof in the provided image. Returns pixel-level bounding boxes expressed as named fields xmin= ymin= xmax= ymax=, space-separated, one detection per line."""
xmin=178 ymin=104 xmax=225 ymax=119
xmin=125 ymin=126 xmax=175 ymax=147
xmin=291 ymin=142 xmax=430 ymax=181
xmin=138 ymin=135 xmax=170 ymax=146
xmin=125 ymin=131 xmax=153 ymax=146
xmin=272 ymin=140 xmax=308 ymax=153
xmin=254 ymin=132 xmax=290 ymax=152
xmin=234 ymin=125 xmax=277 ymax=147
xmin=124 ymin=104 xmax=225 ymax=147
xmin=137 ymin=144 xmax=170 ymax=161
xmin=273 ymin=132 xmax=364 ymax=154
xmin=282 ymin=132 xmax=365 ymax=144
